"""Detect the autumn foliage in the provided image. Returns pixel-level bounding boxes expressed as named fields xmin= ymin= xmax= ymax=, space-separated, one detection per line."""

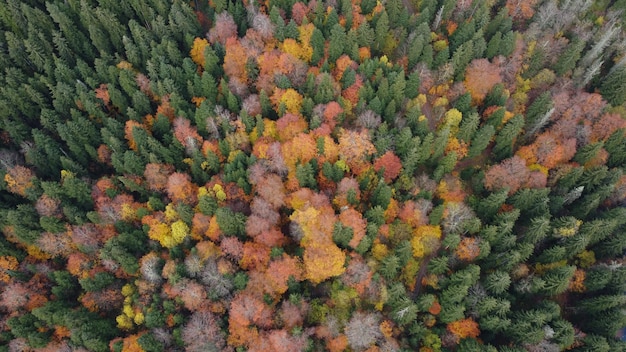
xmin=2 ymin=1 xmax=626 ymax=352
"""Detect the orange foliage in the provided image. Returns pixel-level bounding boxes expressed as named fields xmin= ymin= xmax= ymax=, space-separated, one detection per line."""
xmin=464 ymin=59 xmax=502 ymax=104
xmin=224 ymin=37 xmax=249 ymax=83
xmin=327 ymin=335 xmax=349 ymax=352
xmin=429 ymin=300 xmax=442 ymax=315
xmin=4 ymin=166 xmax=35 ymax=197
xmin=118 ymin=334 xmax=144 ymax=352
xmin=190 ymin=37 xmax=209 ymax=67
xmin=266 ymin=254 xmax=303 ymax=295
xmin=447 ymin=318 xmax=480 ymax=339
xmin=323 ymin=101 xmax=343 ymax=131
xmin=456 ymin=237 xmax=480 ymax=261
xmin=66 ymin=252 xmax=91 ymax=278
xmin=0 ymin=255 xmax=18 ymax=283
xmin=437 ymin=176 xmax=467 ymax=203
xmin=97 ymin=144 xmax=112 ymax=164
xmin=124 ymin=120 xmax=145 ymax=151
xmin=398 ymin=202 xmax=424 ymax=228
xmin=276 ymin=113 xmax=308 ymax=141
xmin=338 ymin=129 xmax=376 ymax=175
xmin=342 ymin=75 xmax=363 ymax=106
xmin=94 ymin=83 xmax=110 ymax=106
xmin=339 ymin=208 xmax=367 ymax=248
xmin=506 ymin=0 xmax=538 ymax=21
xmin=166 ymin=172 xmax=198 ymax=205
xmin=240 ymin=242 xmax=271 ymax=271
xmin=568 ymin=269 xmax=586 ymax=293
xmin=334 ymin=55 xmax=357 ymax=81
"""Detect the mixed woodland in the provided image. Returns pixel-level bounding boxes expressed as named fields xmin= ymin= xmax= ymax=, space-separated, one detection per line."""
xmin=2 ymin=0 xmax=626 ymax=351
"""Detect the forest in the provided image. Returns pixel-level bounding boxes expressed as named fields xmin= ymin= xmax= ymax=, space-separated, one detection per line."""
xmin=1 ymin=0 xmax=626 ymax=351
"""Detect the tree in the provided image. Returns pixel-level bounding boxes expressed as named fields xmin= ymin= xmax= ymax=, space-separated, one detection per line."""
xmin=600 ymin=66 xmax=626 ymax=106
xmin=464 ymin=59 xmax=502 ymax=104
xmin=209 ymin=12 xmax=238 ymax=45
xmin=373 ymin=151 xmax=402 ymax=182
xmin=345 ymin=312 xmax=382 ymax=351
xmin=166 ymin=172 xmax=198 ymax=205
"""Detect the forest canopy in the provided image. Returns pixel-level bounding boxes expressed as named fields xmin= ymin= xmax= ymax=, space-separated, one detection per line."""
xmin=1 ymin=0 xmax=626 ymax=351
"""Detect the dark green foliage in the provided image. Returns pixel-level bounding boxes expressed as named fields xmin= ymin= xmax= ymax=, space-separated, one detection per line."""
xmin=600 ymin=66 xmax=626 ymax=106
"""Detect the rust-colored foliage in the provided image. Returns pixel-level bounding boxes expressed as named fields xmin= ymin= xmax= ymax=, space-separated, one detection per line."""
xmin=229 ymin=292 xmax=273 ymax=340
xmin=173 ymin=117 xmax=203 ymax=153
xmin=339 ymin=208 xmax=367 ymax=248
xmin=373 ymin=151 xmax=402 ymax=182
xmin=276 ymin=113 xmax=308 ymax=141
xmin=266 ymin=254 xmax=303 ymax=295
xmin=568 ymin=269 xmax=586 ymax=293
xmin=144 ymin=163 xmax=175 ymax=192
xmin=94 ymin=83 xmax=110 ymax=106
xmin=506 ymin=0 xmax=538 ymax=21
xmin=240 ymin=241 xmax=271 ymax=271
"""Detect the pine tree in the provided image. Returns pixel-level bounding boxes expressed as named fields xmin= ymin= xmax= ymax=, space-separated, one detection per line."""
xmin=600 ymin=66 xmax=626 ymax=106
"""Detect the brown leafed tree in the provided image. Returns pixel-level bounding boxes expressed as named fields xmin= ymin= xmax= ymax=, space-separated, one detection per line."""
xmin=464 ymin=59 xmax=502 ymax=104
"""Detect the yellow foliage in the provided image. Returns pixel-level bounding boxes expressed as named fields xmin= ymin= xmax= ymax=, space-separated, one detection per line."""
xmin=442 ymin=108 xmax=462 ymax=130
xmin=412 ymin=225 xmax=442 ymax=258
xmin=402 ymin=258 xmax=421 ymax=290
xmin=60 ymin=169 xmax=75 ymax=180
xmin=148 ymin=223 xmax=171 ymax=247
xmin=554 ymin=219 xmax=582 ymax=238
xmin=433 ymin=96 xmax=449 ymax=107
xmin=371 ymin=242 xmax=389 ymax=261
xmin=116 ymin=61 xmax=133 ymax=70
xmin=576 ymin=250 xmax=596 ymax=268
xmin=411 ymin=238 xmax=426 ymax=258
xmin=303 ymin=240 xmax=346 ymax=284
xmin=433 ymin=40 xmax=448 ymax=51
xmin=212 ymin=184 xmax=227 ymax=201
xmin=25 ymin=244 xmax=51 ymax=260
xmin=281 ymin=38 xmax=311 ymax=62
xmin=534 ymin=260 xmax=567 ymax=275
xmin=298 ymin=23 xmax=315 ymax=63
xmin=123 ymin=304 xmax=135 ymax=318
xmin=120 ymin=203 xmax=136 ymax=221
xmin=335 ymin=159 xmax=350 ymax=172
xmin=171 ymin=220 xmax=189 ymax=245
xmin=278 ymin=88 xmax=303 ymax=115
xmin=164 ymin=203 xmax=178 ymax=222
xmin=116 ymin=314 xmax=134 ymax=330
xmin=190 ymin=37 xmax=209 ymax=67
xmin=262 ymin=119 xmax=278 ymax=139
xmin=133 ymin=311 xmax=145 ymax=325
xmin=121 ymin=283 xmax=135 ymax=297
